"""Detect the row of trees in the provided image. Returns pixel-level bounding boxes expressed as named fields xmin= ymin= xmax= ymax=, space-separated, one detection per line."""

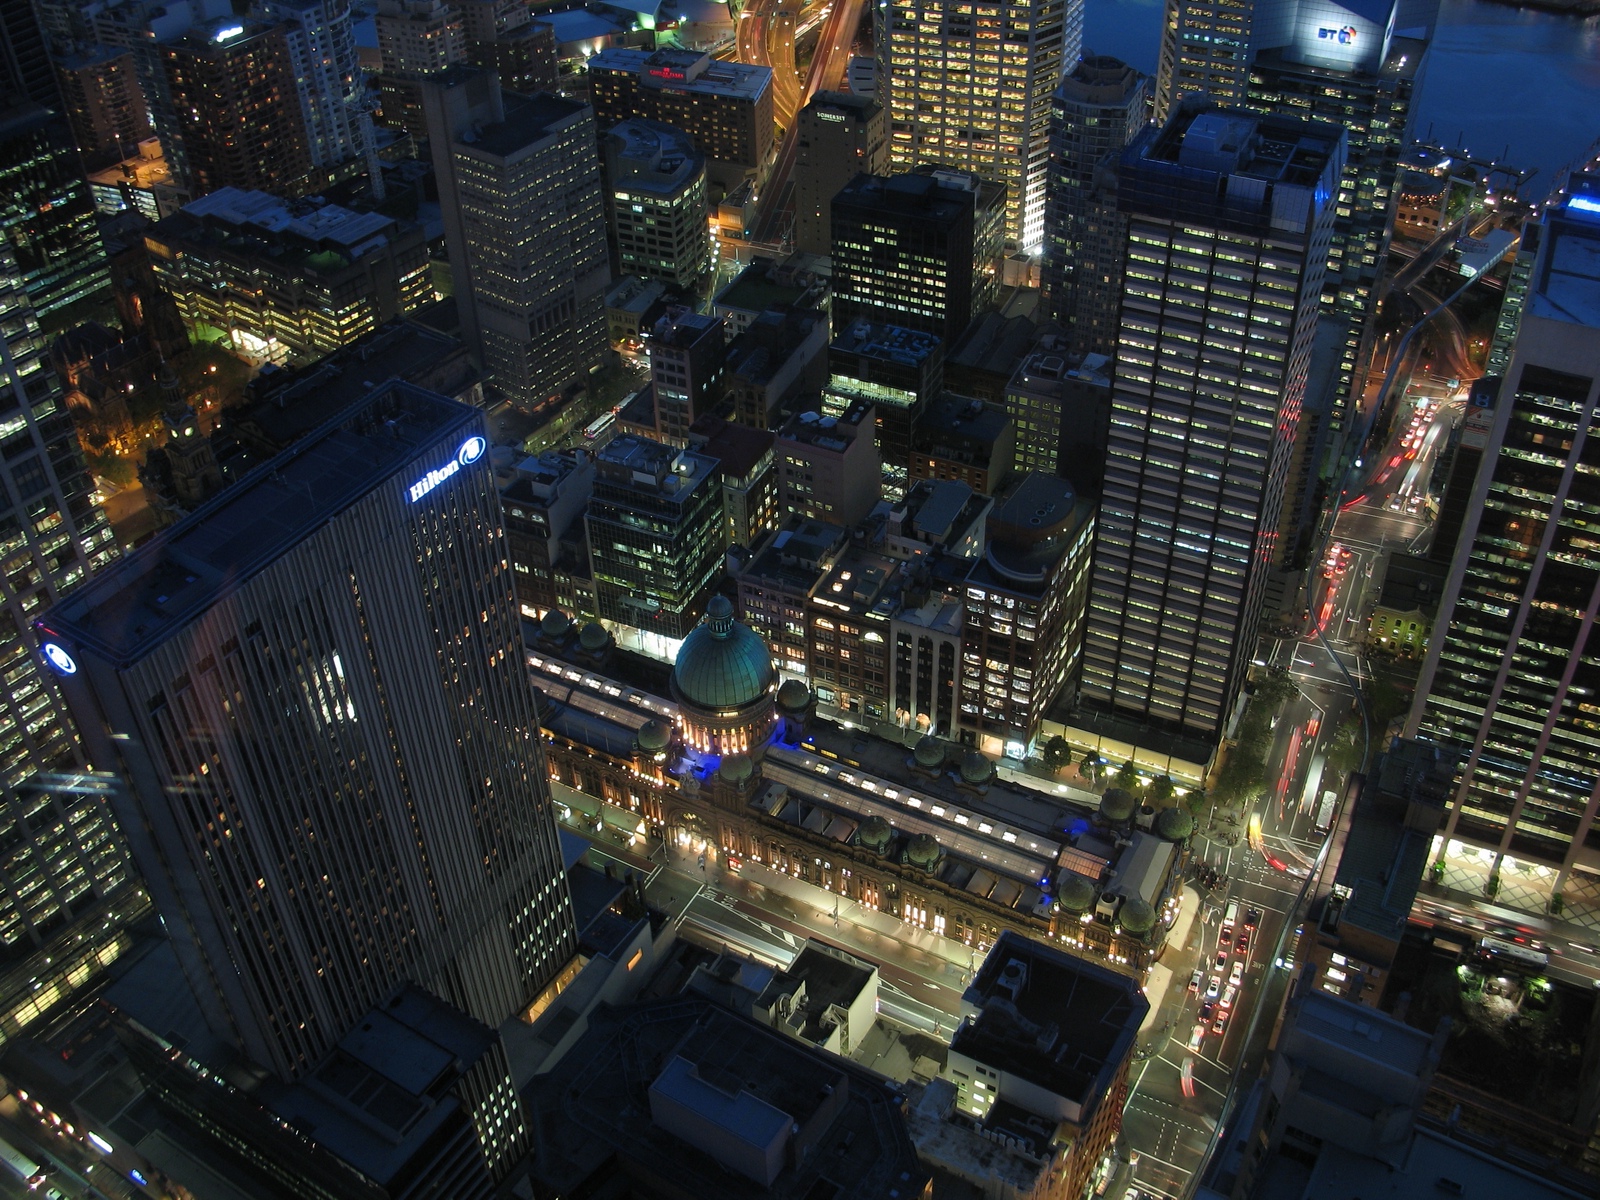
xmin=1039 ymin=736 xmax=1208 ymax=814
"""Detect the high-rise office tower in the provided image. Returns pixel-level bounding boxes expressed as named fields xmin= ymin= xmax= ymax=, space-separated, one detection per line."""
xmin=830 ymin=167 xmax=1005 ymax=346
xmin=254 ymin=0 xmax=383 ymax=193
xmin=422 ymin=68 xmax=609 ymax=408
xmin=0 ymin=241 xmax=135 ymax=986
xmin=1078 ymin=105 xmax=1342 ymax=747
xmin=1408 ymin=194 xmax=1600 ymax=901
xmin=0 ymin=240 xmax=117 ymax=789
xmin=793 ymin=91 xmax=887 ymax=257
xmin=40 ymin=382 xmax=578 ymax=1115
xmin=1043 ymin=56 xmax=1149 ymax=357
xmin=587 ymin=49 xmax=773 ymax=199
xmin=585 ymin=435 xmax=725 ymax=646
xmin=374 ymin=0 xmax=464 ymax=141
xmin=155 ymin=17 xmax=313 ymax=197
xmin=0 ymin=105 xmax=111 ymax=324
xmin=603 ymin=119 xmax=711 ymax=291
xmin=874 ymin=0 xmax=1079 ymax=250
xmin=1242 ymin=4 xmax=1432 ymax=567
xmin=0 ymin=0 xmax=59 ymax=108
xmin=54 ymin=46 xmax=151 ymax=165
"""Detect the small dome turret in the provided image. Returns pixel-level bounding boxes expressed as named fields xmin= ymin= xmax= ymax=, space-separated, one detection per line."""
xmin=777 ymin=678 xmax=812 ymax=713
xmin=1099 ymin=787 xmax=1135 ymax=824
xmin=720 ymin=753 xmax=754 ymax=785
xmin=636 ymin=719 xmax=671 ymax=754
xmin=1156 ymin=807 xmax=1194 ymax=842
xmin=906 ymin=832 xmax=942 ymax=870
xmin=858 ymin=815 xmax=892 ymax=854
xmin=913 ymin=735 xmax=946 ymax=770
xmin=539 ymin=607 xmax=572 ymax=640
xmin=579 ymin=621 xmax=611 ymax=653
xmin=1119 ymin=897 xmax=1157 ymax=935
xmin=959 ymin=750 xmax=995 ymax=786
xmin=1058 ymin=874 xmax=1097 ymax=913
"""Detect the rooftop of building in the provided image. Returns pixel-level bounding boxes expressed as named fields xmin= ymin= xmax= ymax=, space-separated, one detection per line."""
xmin=606 ymin=118 xmax=704 ymax=194
xmin=834 ymin=167 xmax=1003 ymax=219
xmin=725 ymin=308 xmax=827 ymax=384
xmin=268 ymin=986 xmax=494 ymax=1186
xmin=832 ymin=320 xmax=944 ymax=368
xmin=688 ymin=414 xmax=774 ymax=480
xmin=755 ymin=940 xmax=876 ymax=1041
xmin=811 ymin=544 xmax=901 ymax=620
xmin=1009 ymin=346 xmax=1112 ymax=391
xmin=228 ymin=319 xmax=476 ymax=449
xmin=593 ymin=434 xmax=717 ymax=493
xmin=538 ymin=7 xmax=624 ymax=41
xmin=44 ymin=383 xmax=475 ymax=667
xmin=1290 ymin=990 xmax=1433 ymax=1076
xmin=165 ymin=16 xmax=281 ymax=51
xmin=1529 ymin=189 xmax=1600 ymax=328
xmin=777 ymin=404 xmax=872 ymax=451
xmin=1138 ymin=103 xmax=1342 ymax=188
xmin=741 ymin=516 xmax=849 ymax=592
xmin=918 ymin=394 xmax=1011 ymax=452
xmin=1055 ymin=54 xmax=1147 ymax=105
xmin=606 ymin=275 xmax=669 ymax=315
xmin=802 ymin=89 xmax=880 ymax=119
xmin=894 ymin=479 xmax=987 ymax=548
xmin=465 ymin=86 xmax=591 ymax=157
xmin=524 ymin=997 xmax=929 ymax=1199
xmin=589 ymin=46 xmax=771 ymax=101
xmin=153 ymin=187 xmax=410 ymax=269
xmin=948 ymin=313 xmax=1040 ymax=379
xmin=1261 ymin=1124 xmax=1594 ymax=1200
xmin=905 ymin=1079 xmax=1047 ymax=1193
xmin=715 ymin=259 xmax=817 ymax=316
xmin=499 ymin=448 xmax=593 ymax=505
xmin=1326 ymin=739 xmax=1456 ymax=946
xmin=967 ymin=474 xmax=1092 ymax=594
xmin=651 ymin=309 xmax=723 ymax=348
xmin=956 ymin=930 xmax=1146 ymax=1110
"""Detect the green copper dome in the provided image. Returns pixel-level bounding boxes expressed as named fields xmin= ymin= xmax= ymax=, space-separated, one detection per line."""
xmin=777 ymin=678 xmax=812 ymax=713
xmin=960 ymin=750 xmax=995 ymax=785
xmin=672 ymin=596 xmax=775 ymax=711
xmin=721 ymin=753 xmax=754 ymax=784
xmin=1099 ymin=788 xmax=1135 ymax=823
xmin=913 ymin=736 xmax=946 ymax=769
xmin=579 ymin=621 xmax=611 ymax=653
xmin=1156 ymin=807 xmax=1194 ymax=842
xmin=540 ymin=608 xmax=572 ymax=639
xmin=1058 ymin=874 xmax=1097 ymax=913
xmin=1119 ymin=897 xmax=1157 ymax=935
xmin=636 ymin=719 xmax=671 ymax=753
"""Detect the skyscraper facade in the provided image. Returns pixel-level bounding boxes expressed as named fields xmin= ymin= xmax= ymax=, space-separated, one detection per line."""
xmin=830 ymin=167 xmax=1005 ymax=347
xmin=254 ymin=0 xmax=382 ymax=190
xmin=874 ymin=0 xmax=1080 ymax=250
xmin=0 ymin=239 xmax=117 ymax=792
xmin=40 ymin=382 xmax=578 ymax=1094
xmin=1408 ymin=196 xmax=1600 ymax=901
xmin=0 ymin=105 xmax=110 ymax=324
xmin=1042 ymin=55 xmax=1149 ymax=357
xmin=1078 ymin=106 xmax=1341 ymax=746
xmin=155 ymin=17 xmax=313 ymax=197
xmin=793 ymin=91 xmax=887 ymax=257
xmin=54 ymin=46 xmax=151 ymax=165
xmin=423 ymin=68 xmax=609 ymax=408
xmin=0 ymin=241 xmax=134 ymax=980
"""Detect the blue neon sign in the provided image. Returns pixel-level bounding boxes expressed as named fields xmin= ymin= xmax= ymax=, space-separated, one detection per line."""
xmin=1568 ymin=195 xmax=1600 ymax=216
xmin=408 ymin=436 xmax=487 ymax=503
xmin=42 ymin=642 xmax=77 ymax=675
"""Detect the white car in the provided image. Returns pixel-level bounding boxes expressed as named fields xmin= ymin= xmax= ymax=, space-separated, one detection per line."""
xmin=1206 ymin=974 xmax=1222 ymax=999
xmin=1221 ymin=984 xmax=1238 ymax=1011
xmin=1188 ymin=969 xmax=1204 ymax=993
xmin=1229 ymin=960 xmax=1246 ymax=987
xmin=1188 ymin=1023 xmax=1206 ymax=1052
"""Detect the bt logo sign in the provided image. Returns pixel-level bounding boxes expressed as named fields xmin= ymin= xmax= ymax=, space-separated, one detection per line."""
xmin=408 ymin=435 xmax=487 ymax=504
xmin=1317 ymin=24 xmax=1356 ymax=43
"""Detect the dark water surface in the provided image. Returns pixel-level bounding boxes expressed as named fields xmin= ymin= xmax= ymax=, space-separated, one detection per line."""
xmin=1082 ymin=0 xmax=1600 ymax=188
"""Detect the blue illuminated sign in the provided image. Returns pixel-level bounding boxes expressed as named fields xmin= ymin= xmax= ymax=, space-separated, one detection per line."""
xmin=1568 ymin=195 xmax=1600 ymax=216
xmin=42 ymin=642 xmax=77 ymax=675
xmin=408 ymin=436 xmax=488 ymax=503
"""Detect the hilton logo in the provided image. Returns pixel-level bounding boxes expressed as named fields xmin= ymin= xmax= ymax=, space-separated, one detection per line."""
xmin=408 ymin=436 xmax=487 ymax=503
xmin=1317 ymin=24 xmax=1356 ymax=42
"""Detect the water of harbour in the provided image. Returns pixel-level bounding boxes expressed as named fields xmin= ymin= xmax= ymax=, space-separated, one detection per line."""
xmin=1082 ymin=0 xmax=1600 ymax=189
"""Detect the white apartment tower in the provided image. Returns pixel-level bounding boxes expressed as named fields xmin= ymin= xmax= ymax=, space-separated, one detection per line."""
xmin=874 ymin=0 xmax=1081 ymax=251
xmin=423 ymin=68 xmax=610 ymax=407
xmin=254 ymin=0 xmax=383 ymax=191
xmin=40 ymin=383 xmax=578 ymax=1113
xmin=1078 ymin=105 xmax=1342 ymax=747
